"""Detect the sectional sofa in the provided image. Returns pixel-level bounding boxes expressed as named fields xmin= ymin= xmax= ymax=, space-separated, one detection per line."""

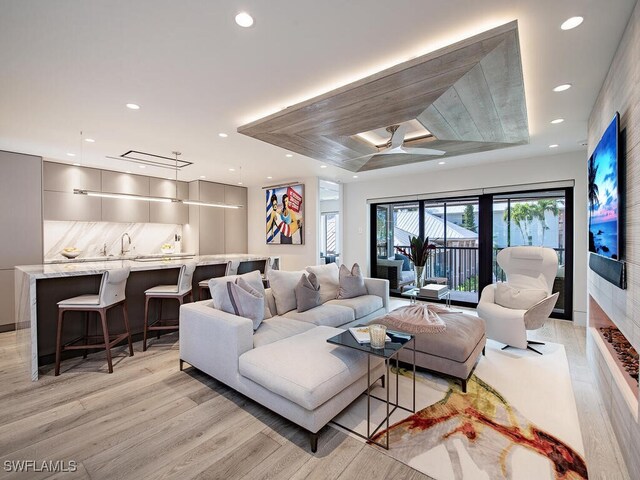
xmin=179 ymin=265 xmax=390 ymax=451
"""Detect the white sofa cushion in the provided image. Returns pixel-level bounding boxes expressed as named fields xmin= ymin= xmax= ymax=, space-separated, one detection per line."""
xmin=306 ymin=263 xmax=340 ymax=303
xmin=268 ymin=269 xmax=306 ymax=314
xmin=253 ymin=316 xmax=315 ymax=348
xmin=283 ymin=304 xmax=355 ymax=327
xmin=239 ymin=326 xmax=379 ymax=410
xmin=326 ymin=295 xmax=383 ymax=319
xmin=494 ymin=282 xmax=547 ymax=310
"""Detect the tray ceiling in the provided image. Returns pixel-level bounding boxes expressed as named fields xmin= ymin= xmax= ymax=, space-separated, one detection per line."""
xmin=238 ymin=21 xmax=529 ymax=172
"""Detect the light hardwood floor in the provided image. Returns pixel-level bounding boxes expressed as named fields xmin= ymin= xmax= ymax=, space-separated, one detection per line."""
xmin=0 ymin=304 xmax=630 ymax=480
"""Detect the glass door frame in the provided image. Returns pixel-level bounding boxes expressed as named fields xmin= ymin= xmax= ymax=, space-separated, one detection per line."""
xmin=369 ymin=186 xmax=574 ymax=319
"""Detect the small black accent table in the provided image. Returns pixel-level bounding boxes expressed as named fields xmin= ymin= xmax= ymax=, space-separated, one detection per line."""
xmin=327 ymin=329 xmax=416 ymax=449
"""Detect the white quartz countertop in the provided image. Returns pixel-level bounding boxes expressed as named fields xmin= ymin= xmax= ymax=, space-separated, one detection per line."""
xmin=16 ymin=254 xmax=269 ymax=279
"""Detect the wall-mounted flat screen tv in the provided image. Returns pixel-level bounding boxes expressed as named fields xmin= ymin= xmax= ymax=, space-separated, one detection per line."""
xmin=588 ymin=113 xmax=620 ymax=259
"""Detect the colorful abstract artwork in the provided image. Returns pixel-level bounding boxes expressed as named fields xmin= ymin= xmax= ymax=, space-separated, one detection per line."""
xmin=265 ymin=184 xmax=304 ymax=245
xmin=372 ymin=374 xmax=588 ymax=479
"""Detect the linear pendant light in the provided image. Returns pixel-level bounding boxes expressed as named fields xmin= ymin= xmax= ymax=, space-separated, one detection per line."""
xmin=73 ymin=150 xmax=243 ymax=209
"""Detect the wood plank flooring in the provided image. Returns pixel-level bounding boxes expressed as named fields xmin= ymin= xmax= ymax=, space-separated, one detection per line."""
xmin=0 ymin=304 xmax=631 ymax=480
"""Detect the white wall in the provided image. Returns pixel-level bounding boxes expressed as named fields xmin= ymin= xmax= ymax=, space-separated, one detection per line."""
xmin=342 ymin=151 xmax=588 ymax=324
xmin=247 ymin=177 xmax=319 ymax=270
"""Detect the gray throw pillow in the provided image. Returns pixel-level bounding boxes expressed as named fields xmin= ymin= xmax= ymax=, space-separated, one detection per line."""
xmin=295 ymin=273 xmax=321 ymax=313
xmin=338 ymin=263 xmax=368 ymax=299
xmin=211 ymin=277 xmax=265 ymax=330
xmin=209 ymin=270 xmax=271 ymax=319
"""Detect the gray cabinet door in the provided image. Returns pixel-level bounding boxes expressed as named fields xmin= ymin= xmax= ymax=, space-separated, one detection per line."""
xmin=0 ymin=152 xmax=43 ymax=268
xmin=100 ymin=171 xmax=150 ymax=222
xmin=197 ymin=181 xmax=225 ymax=254
xmin=101 ymin=171 xmax=149 ymax=195
xmin=43 ymin=191 xmax=102 ymax=222
xmin=0 ymin=270 xmax=14 ymax=329
xmin=43 ymin=162 xmax=101 ymax=193
xmin=224 ymin=185 xmax=247 ymax=253
xmin=149 ymin=178 xmax=189 ymax=224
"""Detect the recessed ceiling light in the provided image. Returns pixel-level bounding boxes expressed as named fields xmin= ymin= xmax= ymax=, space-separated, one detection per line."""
xmin=229 ymin=168 xmax=235 ymax=172
xmin=218 ymin=133 xmax=228 ymax=138
xmin=126 ymin=103 xmax=140 ymax=110
xmin=139 ymin=165 xmax=146 ymax=169
xmin=549 ymin=144 xmax=559 ymax=148
xmin=199 ymin=175 xmax=206 ymax=179
xmin=438 ymin=161 xmax=446 ymax=165
xmin=235 ymin=12 xmax=254 ymax=28
xmin=561 ymin=16 xmax=584 ymax=30
xmin=67 ymin=152 xmax=76 ymax=157
xmin=285 ymin=154 xmax=293 ymax=158
xmin=553 ymin=84 xmax=572 ymax=92
xmin=320 ymin=165 xmax=327 ymax=169
xmin=267 ymin=176 xmax=273 ymax=179
xmin=352 ymin=175 xmax=358 ymax=179
xmin=125 ymin=171 xmax=132 ymax=174
xmin=237 ymin=182 xmax=243 ymax=185
xmin=550 ymin=118 xmax=564 ymax=124
xmin=84 ymin=138 xmax=95 ymax=143
xmin=166 ymin=177 xmax=173 ymax=180
xmin=73 ymin=163 xmax=81 ymax=167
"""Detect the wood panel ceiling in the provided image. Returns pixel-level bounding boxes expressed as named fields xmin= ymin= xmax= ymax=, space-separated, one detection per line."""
xmin=238 ymin=21 xmax=529 ymax=172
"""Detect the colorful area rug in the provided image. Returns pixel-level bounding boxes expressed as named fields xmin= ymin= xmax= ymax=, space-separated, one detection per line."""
xmin=332 ymin=340 xmax=587 ymax=479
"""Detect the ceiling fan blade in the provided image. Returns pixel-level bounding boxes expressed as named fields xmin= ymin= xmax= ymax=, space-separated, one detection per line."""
xmin=401 ymin=146 xmax=446 ymax=156
xmin=389 ymin=124 xmax=407 ymax=149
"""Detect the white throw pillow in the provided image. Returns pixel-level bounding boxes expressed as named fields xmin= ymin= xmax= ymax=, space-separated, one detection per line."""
xmin=306 ymin=263 xmax=339 ymax=303
xmin=267 ymin=269 xmax=306 ymax=314
xmin=209 ymin=270 xmax=271 ymax=319
xmin=494 ymin=282 xmax=548 ymax=310
xmin=211 ymin=277 xmax=265 ymax=330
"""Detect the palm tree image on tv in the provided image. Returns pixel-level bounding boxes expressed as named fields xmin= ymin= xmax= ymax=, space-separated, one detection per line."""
xmin=588 ymin=116 xmax=619 ymax=259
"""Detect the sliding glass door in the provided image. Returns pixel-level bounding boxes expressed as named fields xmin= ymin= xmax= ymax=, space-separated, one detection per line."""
xmin=370 ymin=187 xmax=573 ymax=318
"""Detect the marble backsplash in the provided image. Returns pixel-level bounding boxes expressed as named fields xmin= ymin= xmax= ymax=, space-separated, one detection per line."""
xmin=44 ymin=221 xmax=183 ymax=261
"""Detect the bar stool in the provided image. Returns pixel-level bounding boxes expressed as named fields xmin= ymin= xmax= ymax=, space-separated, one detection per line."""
xmin=55 ymin=267 xmax=133 ymax=375
xmin=197 ymin=261 xmax=231 ymax=300
xmin=143 ymin=261 xmax=197 ymax=351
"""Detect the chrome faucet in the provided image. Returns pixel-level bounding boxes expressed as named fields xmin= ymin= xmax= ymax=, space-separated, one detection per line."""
xmin=100 ymin=243 xmax=108 ymax=256
xmin=121 ymin=233 xmax=132 ymax=256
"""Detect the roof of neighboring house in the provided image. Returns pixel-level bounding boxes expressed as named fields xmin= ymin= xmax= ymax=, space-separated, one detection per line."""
xmin=393 ymin=209 xmax=477 ymax=246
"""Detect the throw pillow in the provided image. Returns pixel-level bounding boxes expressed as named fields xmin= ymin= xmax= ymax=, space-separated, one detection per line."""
xmin=208 ymin=270 xmax=272 ymax=319
xmin=494 ymin=282 xmax=548 ymax=310
xmin=394 ymin=253 xmax=411 ymax=272
xmin=338 ymin=263 xmax=368 ymax=299
xmin=267 ymin=269 xmax=306 ymax=314
xmin=295 ymin=273 xmax=321 ymax=313
xmin=211 ymin=278 xmax=265 ymax=330
xmin=305 ymin=263 xmax=339 ymax=303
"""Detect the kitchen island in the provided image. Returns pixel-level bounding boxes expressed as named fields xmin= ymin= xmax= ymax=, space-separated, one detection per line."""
xmin=15 ymin=254 xmax=275 ymax=380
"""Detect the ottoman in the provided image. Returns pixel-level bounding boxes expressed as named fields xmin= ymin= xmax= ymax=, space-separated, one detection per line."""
xmin=375 ymin=312 xmax=486 ymax=392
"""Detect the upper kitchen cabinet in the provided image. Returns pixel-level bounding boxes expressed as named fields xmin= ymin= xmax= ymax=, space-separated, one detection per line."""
xmin=197 ymin=181 xmax=225 ymax=254
xmin=43 ymin=162 xmax=102 ymax=221
xmin=100 ymin=171 xmax=150 ymax=223
xmin=149 ymin=178 xmax=189 ymax=224
xmin=224 ymin=185 xmax=247 ymax=253
xmin=43 ymin=162 xmax=101 ymax=192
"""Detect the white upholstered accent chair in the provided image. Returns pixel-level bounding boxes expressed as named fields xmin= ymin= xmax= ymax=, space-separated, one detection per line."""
xmin=476 ymin=246 xmax=559 ymax=354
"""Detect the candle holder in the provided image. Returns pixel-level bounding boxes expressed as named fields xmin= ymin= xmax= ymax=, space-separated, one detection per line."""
xmin=369 ymin=324 xmax=387 ymax=349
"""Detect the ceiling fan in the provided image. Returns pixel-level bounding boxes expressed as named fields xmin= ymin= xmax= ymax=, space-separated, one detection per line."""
xmin=350 ymin=124 xmax=445 ymax=163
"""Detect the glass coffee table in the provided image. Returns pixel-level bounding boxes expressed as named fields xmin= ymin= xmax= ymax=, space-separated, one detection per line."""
xmin=326 ymin=329 xmax=415 ymax=449
xmin=402 ymin=286 xmax=451 ymax=308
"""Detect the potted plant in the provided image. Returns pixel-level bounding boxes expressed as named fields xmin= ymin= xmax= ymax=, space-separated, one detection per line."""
xmin=395 ymin=236 xmax=436 ymax=289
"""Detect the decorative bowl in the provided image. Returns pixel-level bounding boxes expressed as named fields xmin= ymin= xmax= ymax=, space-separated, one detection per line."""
xmin=61 ymin=248 xmax=81 ymax=259
xmin=160 ymin=244 xmax=175 ymax=254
